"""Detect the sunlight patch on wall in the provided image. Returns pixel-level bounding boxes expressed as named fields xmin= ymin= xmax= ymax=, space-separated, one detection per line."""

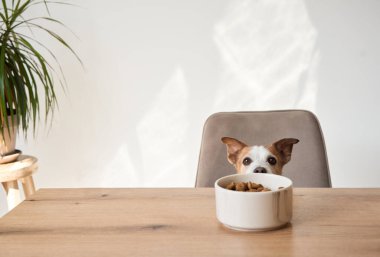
xmin=213 ymin=0 xmax=319 ymax=111
xmin=136 ymin=68 xmax=189 ymax=186
xmin=96 ymin=68 xmax=189 ymax=187
xmin=99 ymin=144 xmax=140 ymax=187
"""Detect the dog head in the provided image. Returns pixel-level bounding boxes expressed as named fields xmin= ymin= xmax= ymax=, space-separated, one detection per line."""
xmin=221 ymin=137 xmax=299 ymax=175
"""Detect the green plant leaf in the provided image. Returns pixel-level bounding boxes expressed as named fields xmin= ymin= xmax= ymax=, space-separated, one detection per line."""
xmin=0 ymin=0 xmax=80 ymax=139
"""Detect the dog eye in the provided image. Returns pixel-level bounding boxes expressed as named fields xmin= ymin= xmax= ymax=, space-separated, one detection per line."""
xmin=267 ymin=157 xmax=277 ymax=165
xmin=243 ymin=157 xmax=252 ymax=166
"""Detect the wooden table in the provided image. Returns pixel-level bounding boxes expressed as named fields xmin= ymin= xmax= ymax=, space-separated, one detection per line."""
xmin=0 ymin=188 xmax=379 ymax=257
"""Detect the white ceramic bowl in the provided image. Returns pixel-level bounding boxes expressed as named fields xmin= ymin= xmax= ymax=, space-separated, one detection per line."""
xmin=215 ymin=173 xmax=293 ymax=231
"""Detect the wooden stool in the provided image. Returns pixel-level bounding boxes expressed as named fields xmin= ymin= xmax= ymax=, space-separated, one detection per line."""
xmin=0 ymin=155 xmax=38 ymax=210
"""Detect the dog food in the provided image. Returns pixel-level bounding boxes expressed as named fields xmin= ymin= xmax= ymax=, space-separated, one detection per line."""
xmin=225 ymin=181 xmax=272 ymax=192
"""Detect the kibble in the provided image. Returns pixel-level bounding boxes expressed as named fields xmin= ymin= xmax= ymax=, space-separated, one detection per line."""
xmin=225 ymin=181 xmax=272 ymax=192
xmin=236 ymin=182 xmax=248 ymax=191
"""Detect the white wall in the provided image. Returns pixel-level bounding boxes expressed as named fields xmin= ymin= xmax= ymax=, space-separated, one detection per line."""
xmin=2 ymin=0 xmax=380 ymax=215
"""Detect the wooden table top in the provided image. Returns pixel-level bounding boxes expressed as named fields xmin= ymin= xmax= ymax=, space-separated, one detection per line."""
xmin=0 ymin=188 xmax=379 ymax=257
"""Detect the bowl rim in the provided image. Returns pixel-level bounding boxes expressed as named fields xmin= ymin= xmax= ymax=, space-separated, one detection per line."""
xmin=214 ymin=173 xmax=293 ymax=194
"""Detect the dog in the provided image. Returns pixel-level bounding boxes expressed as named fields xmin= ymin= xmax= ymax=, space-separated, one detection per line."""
xmin=221 ymin=137 xmax=299 ymax=175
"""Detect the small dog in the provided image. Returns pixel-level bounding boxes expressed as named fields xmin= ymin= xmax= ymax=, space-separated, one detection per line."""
xmin=221 ymin=137 xmax=299 ymax=175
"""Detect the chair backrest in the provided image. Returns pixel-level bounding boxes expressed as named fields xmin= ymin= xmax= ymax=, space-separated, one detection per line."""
xmin=196 ymin=110 xmax=331 ymax=187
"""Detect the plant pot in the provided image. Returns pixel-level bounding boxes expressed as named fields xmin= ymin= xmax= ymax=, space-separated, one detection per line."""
xmin=0 ymin=116 xmax=18 ymax=156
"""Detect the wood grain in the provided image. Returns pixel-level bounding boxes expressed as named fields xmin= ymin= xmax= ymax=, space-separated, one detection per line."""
xmin=0 ymin=188 xmax=379 ymax=257
xmin=20 ymin=176 xmax=36 ymax=197
xmin=0 ymin=155 xmax=38 ymax=210
xmin=0 ymin=155 xmax=38 ymax=182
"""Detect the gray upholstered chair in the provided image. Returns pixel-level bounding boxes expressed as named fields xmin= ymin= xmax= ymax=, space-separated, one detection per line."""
xmin=195 ymin=110 xmax=331 ymax=187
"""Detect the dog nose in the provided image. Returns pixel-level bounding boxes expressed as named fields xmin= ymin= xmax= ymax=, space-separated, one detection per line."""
xmin=254 ymin=167 xmax=267 ymax=173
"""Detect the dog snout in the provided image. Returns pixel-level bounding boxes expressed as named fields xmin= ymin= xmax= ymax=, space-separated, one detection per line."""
xmin=253 ymin=167 xmax=267 ymax=173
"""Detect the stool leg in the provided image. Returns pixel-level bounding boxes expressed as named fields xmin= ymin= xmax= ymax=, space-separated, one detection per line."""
xmin=2 ymin=180 xmax=21 ymax=210
xmin=21 ymin=176 xmax=36 ymax=197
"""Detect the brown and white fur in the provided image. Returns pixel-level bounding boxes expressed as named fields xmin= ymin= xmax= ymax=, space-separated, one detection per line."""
xmin=221 ymin=137 xmax=299 ymax=175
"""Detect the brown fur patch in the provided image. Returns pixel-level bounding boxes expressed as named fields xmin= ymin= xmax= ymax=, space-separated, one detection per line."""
xmin=267 ymin=145 xmax=286 ymax=175
xmin=234 ymin=147 xmax=251 ymax=174
xmin=221 ymin=137 xmax=247 ymax=166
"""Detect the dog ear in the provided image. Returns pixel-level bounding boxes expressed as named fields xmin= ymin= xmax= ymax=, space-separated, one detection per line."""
xmin=272 ymin=138 xmax=299 ymax=164
xmin=221 ymin=137 xmax=247 ymax=165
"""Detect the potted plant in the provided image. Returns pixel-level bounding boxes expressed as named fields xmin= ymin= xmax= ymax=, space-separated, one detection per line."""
xmin=0 ymin=0 xmax=80 ymax=158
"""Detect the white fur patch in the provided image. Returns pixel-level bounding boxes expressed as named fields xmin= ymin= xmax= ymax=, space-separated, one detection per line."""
xmin=242 ymin=146 xmax=274 ymax=174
